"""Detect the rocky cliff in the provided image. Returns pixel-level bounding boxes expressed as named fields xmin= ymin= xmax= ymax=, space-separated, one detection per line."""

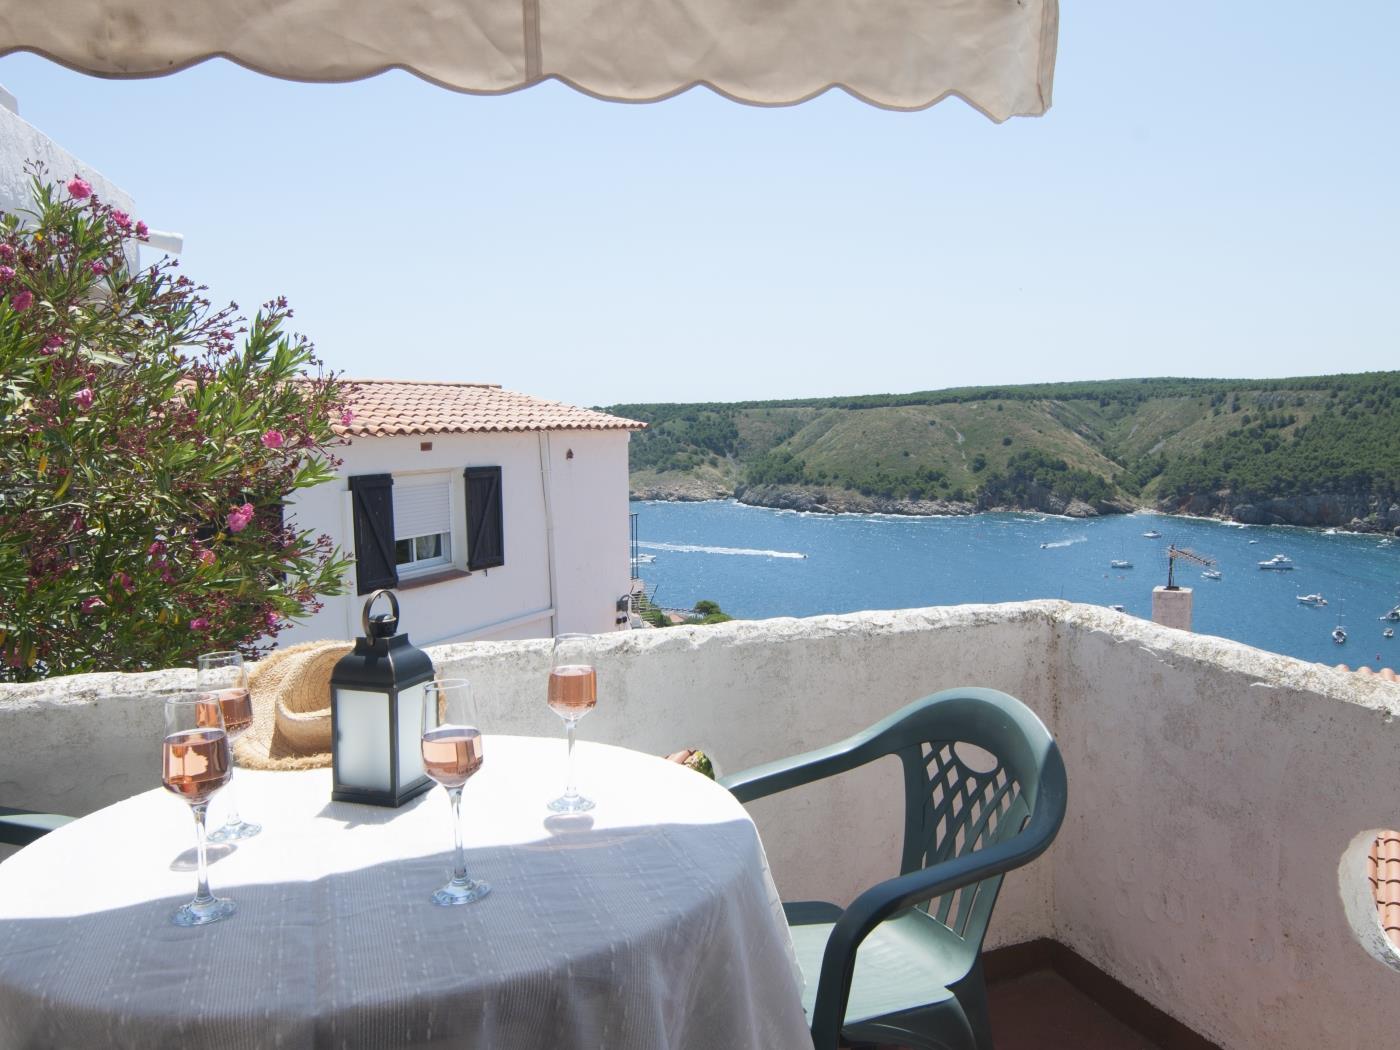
xmin=1163 ymin=491 xmax=1400 ymax=534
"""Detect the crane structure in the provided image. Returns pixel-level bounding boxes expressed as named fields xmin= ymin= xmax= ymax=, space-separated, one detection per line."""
xmin=1164 ymin=545 xmax=1215 ymax=590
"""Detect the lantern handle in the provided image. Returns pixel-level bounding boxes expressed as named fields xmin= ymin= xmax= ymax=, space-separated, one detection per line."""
xmin=362 ymin=588 xmax=400 ymax=639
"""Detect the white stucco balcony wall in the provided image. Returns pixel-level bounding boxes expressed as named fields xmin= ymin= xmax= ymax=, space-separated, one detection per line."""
xmin=2 ymin=602 xmax=1398 ymax=1048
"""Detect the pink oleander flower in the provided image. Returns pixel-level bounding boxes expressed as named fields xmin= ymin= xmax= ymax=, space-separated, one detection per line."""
xmin=135 ymin=221 xmax=148 ymax=238
xmin=111 ymin=210 xmax=132 ymax=231
xmin=10 ymin=289 xmax=32 ymax=311
xmin=226 ymin=502 xmax=255 ymax=533
xmin=189 ymin=617 xmax=210 ymax=632
xmin=0 ymin=244 xmax=13 ymax=262
xmin=265 ymin=611 xmax=279 ymax=628
xmin=66 ymin=177 xmax=93 ymax=200
xmin=115 ymin=572 xmax=134 ymax=593
xmin=73 ymin=387 xmax=94 ymax=410
xmin=44 ymin=334 xmax=63 ymax=349
xmin=261 ymin=429 xmax=285 ymax=450
xmin=196 ymin=547 xmax=216 ymax=566
xmin=0 ymin=265 xmax=13 ymax=284
xmin=90 ymin=260 xmax=107 ymax=276
xmin=148 ymin=540 xmax=166 ymax=557
xmin=80 ymin=596 xmax=105 ymax=613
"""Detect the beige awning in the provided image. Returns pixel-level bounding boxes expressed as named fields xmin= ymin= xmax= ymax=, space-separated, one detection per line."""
xmin=4 ymin=0 xmax=1057 ymax=121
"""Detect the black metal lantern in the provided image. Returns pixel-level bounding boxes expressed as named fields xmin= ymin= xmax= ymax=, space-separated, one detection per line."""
xmin=330 ymin=589 xmax=436 ymax=807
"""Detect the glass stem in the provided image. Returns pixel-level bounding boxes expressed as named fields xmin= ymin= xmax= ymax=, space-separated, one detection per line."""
xmin=223 ymin=768 xmax=240 ymax=827
xmin=192 ymin=803 xmax=213 ymax=905
xmin=449 ymin=787 xmax=468 ymax=883
xmin=564 ymin=719 xmax=578 ymax=799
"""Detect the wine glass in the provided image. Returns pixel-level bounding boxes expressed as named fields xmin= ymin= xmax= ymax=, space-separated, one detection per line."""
xmin=162 ymin=691 xmax=237 ymax=926
xmin=197 ymin=651 xmax=261 ymax=842
xmin=546 ymin=634 xmax=597 ymax=813
xmin=421 ymin=679 xmax=491 ymax=907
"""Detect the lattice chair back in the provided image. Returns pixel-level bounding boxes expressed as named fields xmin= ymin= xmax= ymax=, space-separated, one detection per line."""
xmin=875 ymin=689 xmax=1055 ymax=954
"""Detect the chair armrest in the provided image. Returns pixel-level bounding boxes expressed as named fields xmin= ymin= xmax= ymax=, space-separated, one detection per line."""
xmin=719 ymin=733 xmax=886 ymax=804
xmin=807 ymin=829 xmax=1056 ymax=1050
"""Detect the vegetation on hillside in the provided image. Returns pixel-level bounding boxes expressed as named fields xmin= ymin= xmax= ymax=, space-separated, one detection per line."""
xmin=608 ymin=372 xmax=1400 ymax=515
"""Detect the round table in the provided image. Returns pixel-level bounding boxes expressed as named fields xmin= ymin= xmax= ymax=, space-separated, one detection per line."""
xmin=0 ymin=736 xmax=810 ymax=1050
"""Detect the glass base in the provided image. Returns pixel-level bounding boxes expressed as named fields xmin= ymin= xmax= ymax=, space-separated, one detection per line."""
xmin=172 ymin=895 xmax=237 ymax=927
xmin=208 ymin=819 xmax=262 ymax=843
xmin=547 ymin=793 xmax=595 ymax=813
xmin=431 ymin=877 xmax=491 ymax=907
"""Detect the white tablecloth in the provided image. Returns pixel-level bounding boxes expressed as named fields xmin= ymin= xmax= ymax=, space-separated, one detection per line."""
xmin=0 ymin=736 xmax=810 ymax=1050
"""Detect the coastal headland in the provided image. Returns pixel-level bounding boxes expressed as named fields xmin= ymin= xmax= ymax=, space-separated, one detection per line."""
xmin=612 ymin=373 xmax=1400 ymax=534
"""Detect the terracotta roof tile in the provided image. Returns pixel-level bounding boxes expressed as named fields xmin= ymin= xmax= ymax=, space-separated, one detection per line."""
xmin=332 ymin=380 xmax=645 ymax=438
xmin=1368 ymin=833 xmax=1400 ymax=953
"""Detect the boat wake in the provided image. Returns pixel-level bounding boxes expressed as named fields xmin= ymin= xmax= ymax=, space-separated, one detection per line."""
xmin=637 ymin=541 xmax=807 ymax=560
xmin=1039 ymin=537 xmax=1088 ymax=549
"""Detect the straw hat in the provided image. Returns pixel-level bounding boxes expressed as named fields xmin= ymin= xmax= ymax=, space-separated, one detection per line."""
xmin=234 ymin=641 xmax=352 ymax=771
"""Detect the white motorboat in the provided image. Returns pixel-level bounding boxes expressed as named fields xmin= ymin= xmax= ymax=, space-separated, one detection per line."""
xmin=1381 ymin=605 xmax=1400 ymax=623
xmin=1296 ymin=593 xmax=1327 ymax=607
xmin=1201 ymin=569 xmax=1222 ymax=580
xmin=1142 ymin=530 xmax=1162 ymax=539
xmin=1332 ymin=626 xmax=1347 ymax=645
xmin=1258 ymin=554 xmax=1294 ymax=570
xmin=1385 ymin=628 xmax=1395 ymax=639
xmin=1110 ymin=559 xmax=1132 ymax=569
xmin=634 ymin=553 xmax=656 ymax=564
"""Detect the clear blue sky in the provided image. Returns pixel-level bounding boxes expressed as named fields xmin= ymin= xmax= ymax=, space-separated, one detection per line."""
xmin=2 ymin=3 xmax=1396 ymax=407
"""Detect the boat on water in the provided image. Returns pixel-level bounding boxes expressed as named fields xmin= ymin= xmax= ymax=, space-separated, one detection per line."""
xmin=1142 ymin=530 xmax=1162 ymax=539
xmin=634 ymin=553 xmax=657 ymax=564
xmin=1110 ymin=559 xmax=1132 ymax=569
xmin=1381 ymin=605 xmax=1400 ymax=623
xmin=1332 ymin=626 xmax=1347 ymax=645
xmin=1201 ymin=569 xmax=1222 ymax=580
xmin=1296 ymin=593 xmax=1327 ymax=607
xmin=1385 ymin=628 xmax=1395 ymax=639
xmin=1248 ymin=539 xmax=1259 ymax=545
xmin=1258 ymin=554 xmax=1295 ymax=570
xmin=1109 ymin=604 xmax=1126 ymax=613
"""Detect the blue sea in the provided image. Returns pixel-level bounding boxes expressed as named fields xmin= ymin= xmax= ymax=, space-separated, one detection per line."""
xmin=632 ymin=500 xmax=1400 ymax=668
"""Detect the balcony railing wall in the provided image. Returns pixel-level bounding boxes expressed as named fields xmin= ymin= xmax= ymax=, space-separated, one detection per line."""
xmin=3 ymin=601 xmax=1398 ymax=1048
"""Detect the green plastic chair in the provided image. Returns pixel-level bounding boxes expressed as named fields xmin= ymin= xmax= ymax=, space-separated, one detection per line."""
xmin=0 ymin=806 xmax=74 ymax=847
xmin=720 ymin=687 xmax=1067 ymax=1050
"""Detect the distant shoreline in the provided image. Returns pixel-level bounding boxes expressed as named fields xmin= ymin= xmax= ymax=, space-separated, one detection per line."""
xmin=629 ymin=490 xmax=1400 ymax=538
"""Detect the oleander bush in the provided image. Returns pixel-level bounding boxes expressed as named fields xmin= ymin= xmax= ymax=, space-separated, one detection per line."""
xmin=0 ymin=166 xmax=353 ymax=680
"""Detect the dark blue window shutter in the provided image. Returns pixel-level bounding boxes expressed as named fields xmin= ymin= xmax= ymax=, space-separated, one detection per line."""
xmin=465 ymin=467 xmax=504 ymax=570
xmin=349 ymin=474 xmax=398 ymax=595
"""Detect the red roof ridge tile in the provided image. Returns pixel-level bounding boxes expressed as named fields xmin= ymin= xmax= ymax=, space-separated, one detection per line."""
xmin=339 ymin=378 xmax=502 ymax=389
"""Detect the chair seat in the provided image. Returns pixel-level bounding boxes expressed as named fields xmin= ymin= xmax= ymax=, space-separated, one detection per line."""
xmin=786 ymin=900 xmax=973 ymax=1026
xmin=0 ymin=807 xmax=75 ymax=847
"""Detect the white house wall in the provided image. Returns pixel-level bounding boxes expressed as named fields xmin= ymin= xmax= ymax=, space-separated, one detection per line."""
xmin=0 ymin=92 xmax=139 ymax=265
xmin=277 ymin=428 xmax=632 ymax=647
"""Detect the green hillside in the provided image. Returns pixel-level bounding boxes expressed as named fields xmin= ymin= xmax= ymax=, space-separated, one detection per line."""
xmin=608 ymin=373 xmax=1400 ymax=528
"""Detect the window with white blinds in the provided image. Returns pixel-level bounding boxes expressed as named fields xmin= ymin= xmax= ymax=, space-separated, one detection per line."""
xmin=393 ymin=476 xmax=452 ymax=574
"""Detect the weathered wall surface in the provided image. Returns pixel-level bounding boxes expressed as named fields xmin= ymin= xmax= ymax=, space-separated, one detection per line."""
xmin=3 ymin=602 xmax=1399 ymax=1048
xmin=1047 ymin=605 xmax=1400 ymax=1049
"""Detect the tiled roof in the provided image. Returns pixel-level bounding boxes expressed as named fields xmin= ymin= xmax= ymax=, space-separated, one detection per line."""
xmin=1368 ymin=833 xmax=1400 ymax=953
xmin=333 ymin=380 xmax=646 ymax=438
xmin=1331 ymin=665 xmax=1399 ymax=683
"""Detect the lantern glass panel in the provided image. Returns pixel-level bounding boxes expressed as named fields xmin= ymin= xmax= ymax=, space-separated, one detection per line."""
xmin=397 ymin=680 xmax=430 ymax=792
xmin=336 ymin=689 xmax=392 ymax=793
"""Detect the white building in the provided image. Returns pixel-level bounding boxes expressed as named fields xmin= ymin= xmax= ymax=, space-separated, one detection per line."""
xmin=0 ymin=86 xmax=181 ymax=257
xmin=277 ymin=380 xmax=644 ymax=647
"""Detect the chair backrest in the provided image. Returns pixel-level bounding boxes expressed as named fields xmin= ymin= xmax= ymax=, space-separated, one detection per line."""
xmin=861 ymin=687 xmax=1065 ymax=953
